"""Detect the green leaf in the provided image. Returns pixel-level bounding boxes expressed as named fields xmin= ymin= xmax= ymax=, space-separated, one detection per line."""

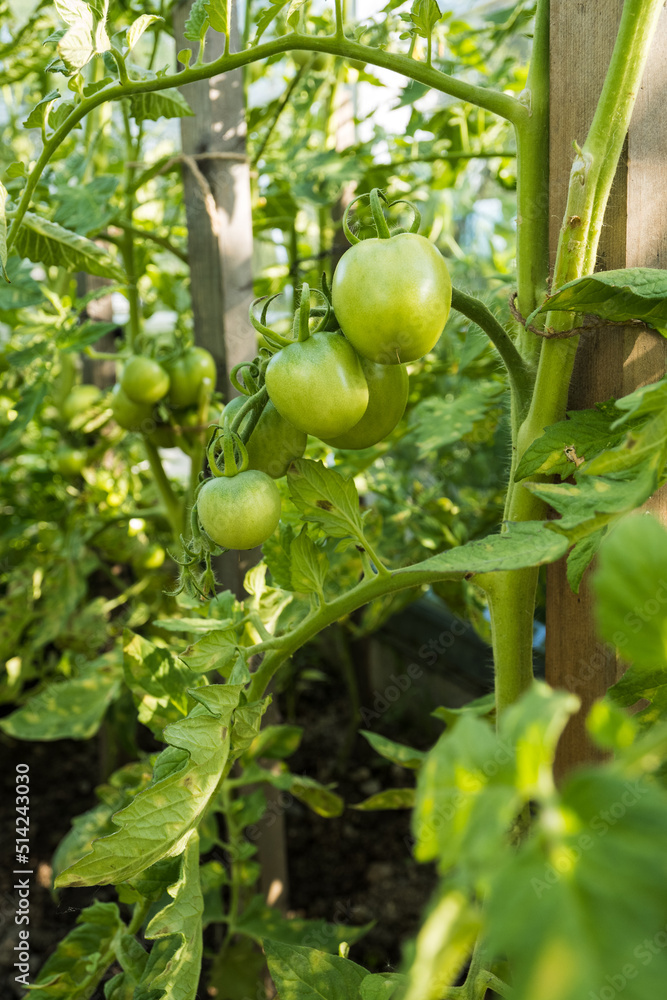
xmin=359 ymin=730 xmax=425 ymax=769
xmin=22 ymin=90 xmax=60 ymax=131
xmin=253 ymin=0 xmax=290 ymax=43
xmin=0 ymin=657 xmax=121 ymax=741
xmin=264 ymin=522 xmax=297 ymax=589
xmin=244 ymin=723 xmax=303 ymax=760
xmin=208 ymin=937 xmax=265 ymax=1000
xmin=582 ymin=407 xmax=667 ymax=476
xmin=524 ymin=466 xmax=658 ymax=536
xmin=59 ymin=22 xmax=96 ymax=71
xmin=401 ymin=889 xmax=479 ymax=1000
xmin=353 ymin=788 xmax=415 ymax=810
xmin=408 ymin=381 xmax=504 ymax=454
xmin=179 ymin=628 xmax=239 ymax=676
xmin=123 ymin=630 xmax=199 ymax=737
xmin=206 ymin=0 xmax=230 ymax=35
xmin=7 ymin=161 xmax=26 ymax=178
xmin=53 ymin=174 xmax=118 ymax=235
xmin=288 ymin=459 xmax=366 ymax=541
xmin=129 ymin=88 xmax=194 ymax=123
xmin=56 ymin=320 xmax=118 ymax=352
xmin=55 ymin=687 xmax=241 ymax=887
xmin=52 ymin=761 xmax=153 ymax=879
xmin=134 ymin=831 xmax=203 ymax=1000
xmin=25 ymin=901 xmax=123 ymax=1000
xmin=54 ymin=0 xmax=94 ymax=27
xmin=528 ymin=267 xmax=667 ymax=336
xmin=289 ymin=775 xmax=344 ymax=817
xmin=566 ymin=528 xmax=603 ymax=594
xmin=235 ymin=895 xmax=371 ymax=952
xmin=593 ymin=515 xmax=667 ymax=673
xmin=231 ymin=699 xmax=269 ymax=758
xmin=291 ymin=531 xmax=329 ymax=596
xmin=13 ymin=211 xmax=124 ymax=279
xmin=265 ymin=940 xmax=368 ymax=1000
xmin=127 ymin=13 xmax=163 ymax=51
xmin=407 ymin=0 xmax=443 ymax=39
xmin=184 ymin=0 xmax=210 ymax=41
xmin=486 ymin=766 xmax=667 ymax=1000
xmin=612 ymin=377 xmax=667 ymax=424
xmin=515 ymin=405 xmax=623 ymax=481
xmin=413 ymin=683 xmax=577 ymax=874
xmin=397 ymin=521 xmax=569 ymax=580
xmin=359 ymin=974 xmax=405 ymax=1000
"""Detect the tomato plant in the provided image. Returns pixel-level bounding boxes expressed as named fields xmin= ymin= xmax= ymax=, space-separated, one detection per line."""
xmin=2 ymin=2 xmax=667 ymax=1000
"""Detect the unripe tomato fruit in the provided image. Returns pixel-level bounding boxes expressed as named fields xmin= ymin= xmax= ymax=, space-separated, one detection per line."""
xmin=197 ymin=471 xmax=281 ymax=550
xmin=224 ymin=396 xmax=307 ymax=478
xmin=121 ymin=356 xmax=170 ymax=404
xmin=61 ymin=384 xmax=102 ymax=423
xmin=265 ymin=332 xmax=368 ymax=439
xmin=132 ymin=543 xmax=166 ymax=572
xmin=110 ymin=384 xmax=154 ymax=432
xmin=54 ymin=448 xmax=87 ymax=477
xmin=332 ymin=233 xmax=452 ymax=364
xmin=322 ymin=359 xmax=409 ymax=449
xmin=165 ymin=347 xmax=217 ymax=409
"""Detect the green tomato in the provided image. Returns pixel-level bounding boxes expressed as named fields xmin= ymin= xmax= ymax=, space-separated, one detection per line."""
xmin=331 ymin=232 xmax=452 ymax=364
xmin=110 ymin=384 xmax=154 ymax=432
xmin=197 ymin=471 xmax=281 ymax=550
xmin=224 ymin=396 xmax=307 ymax=478
xmin=121 ymin=356 xmax=170 ymax=405
xmin=265 ymin=332 xmax=369 ymax=439
xmin=321 ymin=359 xmax=409 ymax=449
xmin=165 ymin=347 xmax=217 ymax=409
xmin=54 ymin=448 xmax=87 ymax=477
xmin=61 ymin=384 xmax=102 ymax=423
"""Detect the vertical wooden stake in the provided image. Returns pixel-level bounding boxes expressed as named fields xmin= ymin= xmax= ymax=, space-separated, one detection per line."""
xmin=546 ymin=0 xmax=667 ymax=776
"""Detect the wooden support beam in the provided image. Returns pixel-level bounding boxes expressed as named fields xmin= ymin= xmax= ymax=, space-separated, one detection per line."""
xmin=546 ymin=0 xmax=667 ymax=776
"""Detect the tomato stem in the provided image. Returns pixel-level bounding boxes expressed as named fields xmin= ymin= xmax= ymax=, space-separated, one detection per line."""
xmin=369 ymin=188 xmax=392 ymax=239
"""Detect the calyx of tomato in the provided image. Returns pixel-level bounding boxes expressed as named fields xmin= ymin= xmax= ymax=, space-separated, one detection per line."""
xmin=249 ymin=283 xmax=331 ymax=352
xmin=342 ymin=187 xmax=422 ymax=245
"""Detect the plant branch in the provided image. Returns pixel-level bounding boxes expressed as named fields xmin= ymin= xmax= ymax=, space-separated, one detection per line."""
xmin=450 ymin=286 xmax=531 ymax=414
xmin=104 ymin=222 xmax=188 ymax=264
xmin=5 ymin=35 xmax=524 ymax=253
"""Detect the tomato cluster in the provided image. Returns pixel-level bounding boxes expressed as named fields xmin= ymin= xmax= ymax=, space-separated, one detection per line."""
xmin=196 ymin=189 xmax=451 ymax=553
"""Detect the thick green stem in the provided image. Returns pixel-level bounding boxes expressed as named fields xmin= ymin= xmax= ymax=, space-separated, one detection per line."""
xmin=514 ymin=0 xmax=549 ymax=365
xmin=482 ymin=567 xmax=538 ymax=718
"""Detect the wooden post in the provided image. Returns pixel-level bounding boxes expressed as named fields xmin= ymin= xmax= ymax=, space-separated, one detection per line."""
xmin=172 ymin=8 xmax=256 ymax=405
xmin=546 ymin=1 xmax=667 ymax=776
xmin=172 ymin=6 xmax=259 ymax=597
